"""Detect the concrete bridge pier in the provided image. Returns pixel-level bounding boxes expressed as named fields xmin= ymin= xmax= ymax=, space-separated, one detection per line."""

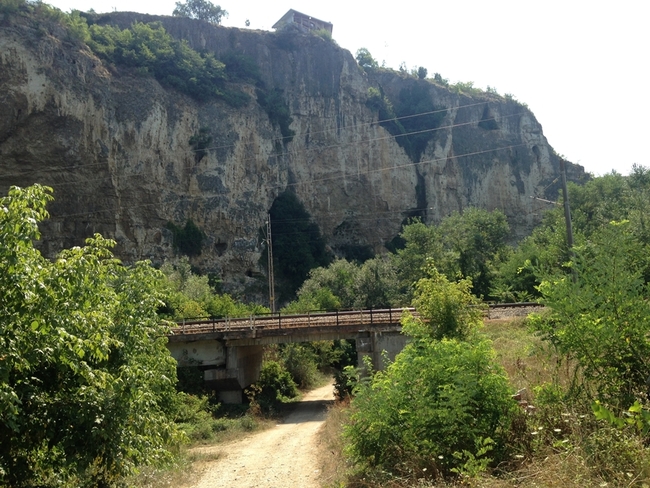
xmin=204 ymin=345 xmax=264 ymax=404
xmin=356 ymin=330 xmax=408 ymax=372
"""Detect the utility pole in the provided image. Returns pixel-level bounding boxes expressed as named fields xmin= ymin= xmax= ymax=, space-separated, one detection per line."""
xmin=559 ymin=159 xmax=577 ymax=282
xmin=266 ymin=214 xmax=276 ymax=313
xmin=559 ymin=159 xmax=574 ymax=250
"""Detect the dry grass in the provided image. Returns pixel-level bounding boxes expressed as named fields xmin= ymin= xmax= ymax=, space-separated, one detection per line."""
xmin=317 ymin=398 xmax=352 ymax=487
xmin=129 ymin=449 xmax=223 ymax=488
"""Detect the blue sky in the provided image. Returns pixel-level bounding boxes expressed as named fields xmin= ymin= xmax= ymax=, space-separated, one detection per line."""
xmin=47 ymin=0 xmax=650 ymax=176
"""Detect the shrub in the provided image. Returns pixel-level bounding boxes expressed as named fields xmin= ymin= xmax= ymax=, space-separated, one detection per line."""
xmin=253 ymin=361 xmax=298 ymax=412
xmin=531 ymin=220 xmax=650 ymax=408
xmin=344 ymin=332 xmax=517 ymax=479
xmin=282 ymin=343 xmax=319 ymax=389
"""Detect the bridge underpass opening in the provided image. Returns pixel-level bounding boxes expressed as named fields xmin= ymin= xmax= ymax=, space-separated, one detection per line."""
xmin=167 ymin=308 xmax=414 ymax=403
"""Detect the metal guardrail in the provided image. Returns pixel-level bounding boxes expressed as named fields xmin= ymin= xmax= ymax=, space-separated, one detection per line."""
xmin=168 ymin=302 xmax=543 ymax=338
xmin=170 ymin=307 xmax=417 ymax=337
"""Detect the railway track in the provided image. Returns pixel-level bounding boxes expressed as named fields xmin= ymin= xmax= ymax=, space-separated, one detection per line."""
xmin=169 ymin=303 xmax=542 ymax=338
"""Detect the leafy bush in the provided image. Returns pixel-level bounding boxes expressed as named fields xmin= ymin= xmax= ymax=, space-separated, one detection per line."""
xmin=313 ymin=28 xmax=335 ymax=43
xmin=0 ymin=185 xmax=182 ymax=486
xmin=87 ymin=21 xmax=230 ymax=102
xmin=343 ymin=268 xmax=516 ymax=480
xmin=344 ymin=331 xmax=516 ymax=479
xmin=282 ymin=343 xmax=319 ymax=389
xmin=252 ymin=361 xmax=298 ymax=412
xmin=531 ymin=220 xmax=650 ymax=408
xmin=411 ymin=264 xmax=484 ymax=341
xmin=0 ymin=0 xmax=26 ymax=14
xmin=159 ymin=258 xmax=269 ymax=320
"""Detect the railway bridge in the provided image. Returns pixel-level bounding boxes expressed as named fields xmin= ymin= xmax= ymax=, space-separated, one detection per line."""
xmin=167 ymin=308 xmax=413 ymax=403
xmin=166 ymin=303 xmax=540 ymax=403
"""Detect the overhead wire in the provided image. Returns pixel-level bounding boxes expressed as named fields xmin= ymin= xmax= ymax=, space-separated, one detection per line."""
xmin=0 ymin=101 xmax=520 ymax=181
xmin=0 ymin=97 xmax=545 ymax=226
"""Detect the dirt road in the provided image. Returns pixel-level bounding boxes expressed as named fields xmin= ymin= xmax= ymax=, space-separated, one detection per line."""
xmin=191 ymin=382 xmax=335 ymax=488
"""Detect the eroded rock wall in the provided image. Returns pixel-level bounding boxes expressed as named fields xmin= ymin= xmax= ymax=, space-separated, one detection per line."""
xmin=0 ymin=12 xmax=586 ymax=287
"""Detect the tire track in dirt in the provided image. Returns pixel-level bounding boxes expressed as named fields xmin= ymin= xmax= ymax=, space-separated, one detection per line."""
xmin=191 ymin=382 xmax=335 ymax=488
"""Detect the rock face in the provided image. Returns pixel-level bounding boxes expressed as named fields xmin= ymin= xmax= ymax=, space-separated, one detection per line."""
xmin=0 ymin=11 xmax=586 ymax=288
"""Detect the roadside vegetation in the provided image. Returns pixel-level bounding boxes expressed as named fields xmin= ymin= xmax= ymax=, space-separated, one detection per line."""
xmin=316 ymin=164 xmax=650 ymax=487
xmin=3 ymin=2 xmax=650 ymax=485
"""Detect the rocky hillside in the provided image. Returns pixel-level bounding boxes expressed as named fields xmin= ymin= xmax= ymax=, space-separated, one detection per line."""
xmin=0 ymin=8 xmax=586 ymax=289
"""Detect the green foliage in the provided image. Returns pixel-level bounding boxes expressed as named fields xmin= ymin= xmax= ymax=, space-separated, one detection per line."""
xmin=344 ymin=330 xmax=516 ymax=479
xmin=172 ymin=0 xmax=227 ymax=24
xmin=433 ymin=72 xmax=449 ymax=86
xmin=417 ymin=66 xmax=428 ymax=80
xmin=266 ymin=191 xmax=330 ymax=299
xmin=290 ymin=257 xmax=403 ymax=310
xmin=450 ymin=80 xmax=483 ymax=96
xmin=593 ymin=401 xmax=650 ymax=437
xmin=84 ymin=21 xmax=243 ymax=103
xmin=281 ymin=287 xmax=341 ymax=313
xmin=166 ymin=219 xmax=205 ymax=257
xmin=392 ymin=209 xmax=509 ymax=300
xmin=355 ymin=47 xmax=379 ymax=71
xmin=312 ymin=28 xmax=334 ymax=43
xmin=281 ymin=344 xmax=319 ymax=389
xmin=531 ymin=220 xmax=650 ymax=408
xmin=0 ymin=185 xmax=182 ymax=486
xmin=251 ymin=361 xmax=298 ymax=412
xmin=439 ymin=208 xmax=510 ymax=299
xmin=256 ymin=88 xmax=295 ymax=142
xmin=494 ymin=165 xmax=650 ymax=301
xmin=159 ymin=258 xmax=268 ymax=320
xmin=409 ymin=264 xmax=484 ymax=341
xmin=0 ymin=0 xmax=26 ymax=14
xmin=189 ymin=127 xmax=212 ymax=162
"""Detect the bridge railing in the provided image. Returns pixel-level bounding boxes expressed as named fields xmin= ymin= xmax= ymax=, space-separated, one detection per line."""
xmin=170 ymin=307 xmax=417 ymax=336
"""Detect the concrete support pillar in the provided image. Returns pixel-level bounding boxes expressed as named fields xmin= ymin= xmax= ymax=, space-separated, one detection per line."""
xmin=356 ymin=331 xmax=408 ymax=372
xmin=207 ymin=344 xmax=264 ymax=404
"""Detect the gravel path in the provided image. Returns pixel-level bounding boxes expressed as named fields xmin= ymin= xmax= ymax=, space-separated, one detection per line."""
xmin=190 ymin=382 xmax=335 ymax=488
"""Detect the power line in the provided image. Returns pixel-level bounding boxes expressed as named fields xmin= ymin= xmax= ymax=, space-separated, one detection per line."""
xmin=18 ymin=142 xmax=531 ymax=221
xmin=0 ymin=106 xmax=526 ymax=182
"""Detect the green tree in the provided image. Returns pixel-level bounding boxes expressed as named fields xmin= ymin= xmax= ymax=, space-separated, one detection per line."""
xmin=392 ymin=209 xmax=509 ymax=300
xmin=0 ymin=185 xmax=181 ymax=486
xmin=355 ymin=47 xmax=378 ymax=71
xmin=531 ymin=220 xmax=650 ymax=408
xmin=289 ymin=257 xmax=403 ymax=311
xmin=344 ymin=271 xmax=515 ymax=479
xmin=411 ymin=264 xmax=484 ymax=341
xmin=172 ymin=0 xmax=227 ymax=24
xmin=438 ymin=208 xmax=510 ymax=298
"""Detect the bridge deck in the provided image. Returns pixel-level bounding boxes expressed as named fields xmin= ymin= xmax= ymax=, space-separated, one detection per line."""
xmin=168 ymin=308 xmax=416 ymax=342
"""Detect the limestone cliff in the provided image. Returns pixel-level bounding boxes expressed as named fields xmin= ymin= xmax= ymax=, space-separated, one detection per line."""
xmin=0 ymin=10 xmax=586 ymax=288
